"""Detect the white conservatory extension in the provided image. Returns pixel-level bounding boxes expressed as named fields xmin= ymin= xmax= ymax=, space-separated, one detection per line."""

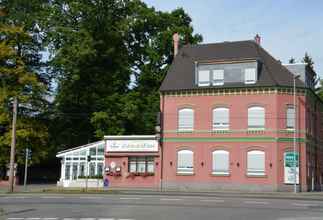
xmin=56 ymin=141 xmax=105 ymax=187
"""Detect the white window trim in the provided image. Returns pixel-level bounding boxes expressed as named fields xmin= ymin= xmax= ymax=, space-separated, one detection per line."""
xmin=212 ymin=69 xmax=224 ymax=86
xmin=248 ymin=106 xmax=265 ymax=130
xmin=198 ymin=70 xmax=210 ymax=87
xmin=244 ymin=68 xmax=257 ymax=84
xmin=212 ymin=150 xmax=230 ymax=175
xmin=212 ymin=107 xmax=229 ymax=130
xmin=178 ymin=108 xmax=194 ymax=132
xmin=286 ymin=106 xmax=295 ymax=129
xmin=247 ymin=150 xmax=266 ymax=176
xmin=177 ymin=150 xmax=194 ymax=174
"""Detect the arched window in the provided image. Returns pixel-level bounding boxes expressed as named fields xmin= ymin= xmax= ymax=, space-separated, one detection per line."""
xmin=247 ymin=150 xmax=265 ymax=176
xmin=248 ymin=106 xmax=265 ymax=129
xmin=177 ymin=150 xmax=194 ymax=174
xmin=212 ymin=150 xmax=229 ymax=175
xmin=178 ymin=108 xmax=194 ymax=131
xmin=286 ymin=105 xmax=295 ymax=129
xmin=213 ymin=107 xmax=229 ymax=130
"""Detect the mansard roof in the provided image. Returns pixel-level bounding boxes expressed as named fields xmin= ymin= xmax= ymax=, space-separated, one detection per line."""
xmin=160 ymin=40 xmax=304 ymax=92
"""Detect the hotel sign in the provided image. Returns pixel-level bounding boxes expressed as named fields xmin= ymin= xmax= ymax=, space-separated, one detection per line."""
xmin=284 ymin=152 xmax=299 ymax=184
xmin=106 ymin=140 xmax=158 ymax=152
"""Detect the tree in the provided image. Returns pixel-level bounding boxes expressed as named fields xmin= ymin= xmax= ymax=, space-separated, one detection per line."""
xmin=0 ymin=24 xmax=48 ymax=167
xmin=303 ymin=52 xmax=314 ymax=71
xmin=288 ymin=57 xmax=296 ymax=64
xmin=47 ymin=0 xmax=202 ymax=150
xmin=0 ymin=1 xmax=50 ymax=169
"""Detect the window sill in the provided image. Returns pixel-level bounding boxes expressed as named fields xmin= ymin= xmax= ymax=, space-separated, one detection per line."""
xmin=177 ymin=130 xmax=194 ymax=134
xmin=176 ymin=172 xmax=194 ymax=176
xmin=246 ymin=174 xmax=267 ymax=178
xmin=212 ymin=129 xmax=230 ymax=133
xmin=247 ymin=129 xmax=265 ymax=134
xmin=211 ymin=172 xmax=230 ymax=177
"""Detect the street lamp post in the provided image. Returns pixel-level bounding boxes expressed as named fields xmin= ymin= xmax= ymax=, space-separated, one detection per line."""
xmin=293 ymin=75 xmax=300 ymax=193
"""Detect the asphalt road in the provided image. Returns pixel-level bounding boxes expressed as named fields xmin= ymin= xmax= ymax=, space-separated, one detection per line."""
xmin=1 ymin=194 xmax=323 ymax=220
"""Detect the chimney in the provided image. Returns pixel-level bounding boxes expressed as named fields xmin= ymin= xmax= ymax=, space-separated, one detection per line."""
xmin=254 ymin=34 xmax=261 ymax=45
xmin=173 ymin=32 xmax=179 ymax=56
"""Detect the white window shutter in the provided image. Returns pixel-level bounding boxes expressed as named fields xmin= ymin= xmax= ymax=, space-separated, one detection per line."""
xmin=248 ymin=106 xmax=265 ymax=128
xmin=178 ymin=108 xmax=194 ymax=131
xmin=212 ymin=150 xmax=229 ymax=174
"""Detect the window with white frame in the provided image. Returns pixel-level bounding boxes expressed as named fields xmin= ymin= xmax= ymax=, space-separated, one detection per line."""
xmin=286 ymin=106 xmax=295 ymax=129
xmin=247 ymin=150 xmax=265 ymax=176
xmin=212 ymin=69 xmax=224 ymax=86
xmin=178 ymin=108 xmax=194 ymax=131
xmin=128 ymin=157 xmax=154 ymax=173
xmin=212 ymin=150 xmax=229 ymax=175
xmin=177 ymin=150 xmax=194 ymax=174
xmin=248 ymin=106 xmax=265 ymax=129
xmin=244 ymin=68 xmax=257 ymax=84
xmin=213 ymin=107 xmax=229 ymax=130
xmin=198 ymin=70 xmax=210 ymax=86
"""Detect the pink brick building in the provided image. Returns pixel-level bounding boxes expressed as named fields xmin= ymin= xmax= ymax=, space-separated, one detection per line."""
xmin=159 ymin=36 xmax=323 ymax=192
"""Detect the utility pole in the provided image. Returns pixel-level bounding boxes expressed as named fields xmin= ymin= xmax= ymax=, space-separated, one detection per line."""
xmin=8 ymin=97 xmax=17 ymax=193
xmin=24 ymin=148 xmax=29 ymax=191
xmin=293 ymin=75 xmax=300 ymax=193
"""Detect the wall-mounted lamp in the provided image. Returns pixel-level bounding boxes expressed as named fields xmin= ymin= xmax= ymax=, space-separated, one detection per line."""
xmin=155 ymin=162 xmax=159 ymax=166
xmin=201 ymin=162 xmax=204 ymax=166
xmin=236 ymin=162 xmax=240 ymax=167
xmin=270 ymin=163 xmax=273 ymax=168
xmin=170 ymin=161 xmax=173 ymax=166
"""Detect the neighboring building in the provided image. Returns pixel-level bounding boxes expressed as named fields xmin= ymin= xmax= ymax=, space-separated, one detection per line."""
xmin=56 ymin=141 xmax=105 ymax=187
xmin=104 ymin=135 xmax=160 ymax=189
xmin=56 ymin=136 xmax=161 ymax=189
xmin=159 ymin=35 xmax=323 ymax=192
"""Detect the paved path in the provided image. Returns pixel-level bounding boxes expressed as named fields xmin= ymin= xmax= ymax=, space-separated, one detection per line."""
xmin=1 ymin=194 xmax=323 ymax=220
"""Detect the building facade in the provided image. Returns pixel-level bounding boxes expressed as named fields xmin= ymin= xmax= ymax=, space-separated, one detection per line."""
xmin=159 ymin=37 xmax=323 ymax=192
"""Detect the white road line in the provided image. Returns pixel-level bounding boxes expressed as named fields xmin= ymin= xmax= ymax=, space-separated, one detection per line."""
xmin=80 ymin=218 xmax=96 ymax=220
xmin=160 ymin=198 xmax=182 ymax=201
xmin=119 ymin=198 xmax=141 ymax=200
xmin=4 ymin=196 xmax=27 ymax=199
xmin=292 ymin=203 xmax=314 ymax=207
xmin=98 ymin=218 xmax=115 ymax=220
xmin=79 ymin=197 xmax=103 ymax=199
xmin=200 ymin=199 xmax=225 ymax=203
xmin=26 ymin=218 xmax=41 ymax=220
xmin=244 ymin=201 xmax=269 ymax=205
xmin=118 ymin=219 xmax=135 ymax=220
xmin=7 ymin=218 xmax=24 ymax=220
xmin=62 ymin=218 xmax=76 ymax=220
xmin=42 ymin=218 xmax=58 ymax=220
xmin=41 ymin=196 xmax=63 ymax=199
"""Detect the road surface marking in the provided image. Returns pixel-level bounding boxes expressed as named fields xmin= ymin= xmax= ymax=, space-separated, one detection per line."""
xmin=79 ymin=197 xmax=103 ymax=199
xmin=160 ymin=198 xmax=182 ymax=201
xmin=41 ymin=196 xmax=63 ymax=199
xmin=118 ymin=219 xmax=135 ymax=220
xmin=4 ymin=196 xmax=27 ymax=199
xmin=200 ymin=199 xmax=225 ymax=203
xmin=42 ymin=218 xmax=58 ymax=220
xmin=244 ymin=201 xmax=269 ymax=205
xmin=119 ymin=197 xmax=141 ymax=200
xmin=26 ymin=218 xmax=41 ymax=220
xmin=63 ymin=218 xmax=76 ymax=220
xmin=80 ymin=218 xmax=96 ymax=220
xmin=98 ymin=218 xmax=115 ymax=220
xmin=292 ymin=203 xmax=314 ymax=207
xmin=7 ymin=218 xmax=24 ymax=220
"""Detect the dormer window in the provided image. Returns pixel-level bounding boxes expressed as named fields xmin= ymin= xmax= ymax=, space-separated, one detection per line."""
xmin=198 ymin=70 xmax=210 ymax=86
xmin=196 ymin=61 xmax=259 ymax=87
xmin=244 ymin=68 xmax=257 ymax=84
xmin=212 ymin=70 xmax=224 ymax=86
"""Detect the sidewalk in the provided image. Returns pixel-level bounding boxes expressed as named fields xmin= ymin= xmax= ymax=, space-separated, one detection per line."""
xmin=1 ymin=184 xmax=323 ymax=201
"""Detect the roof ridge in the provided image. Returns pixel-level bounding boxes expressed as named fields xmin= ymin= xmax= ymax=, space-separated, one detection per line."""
xmin=183 ymin=40 xmax=255 ymax=48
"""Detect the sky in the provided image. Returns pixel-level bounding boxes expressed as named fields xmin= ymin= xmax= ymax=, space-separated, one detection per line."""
xmin=144 ymin=0 xmax=323 ymax=78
